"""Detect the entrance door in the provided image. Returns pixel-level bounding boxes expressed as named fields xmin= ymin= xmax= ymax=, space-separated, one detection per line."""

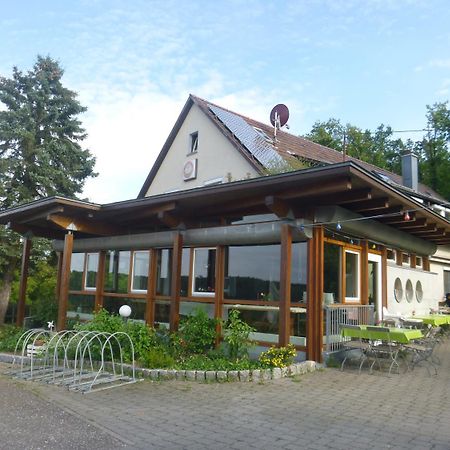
xmin=368 ymin=253 xmax=382 ymax=322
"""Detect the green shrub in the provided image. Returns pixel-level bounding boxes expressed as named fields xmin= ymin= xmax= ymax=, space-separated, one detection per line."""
xmin=175 ymin=353 xmax=260 ymax=371
xmin=178 ymin=308 xmax=219 ymax=354
xmin=259 ymin=344 xmax=297 ymax=368
xmin=140 ymin=346 xmax=175 ymax=368
xmin=223 ymin=310 xmax=255 ymax=360
xmin=0 ymin=325 xmax=24 ymax=352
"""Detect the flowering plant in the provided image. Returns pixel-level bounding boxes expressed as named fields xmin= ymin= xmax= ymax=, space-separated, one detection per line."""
xmin=258 ymin=344 xmax=297 ymax=368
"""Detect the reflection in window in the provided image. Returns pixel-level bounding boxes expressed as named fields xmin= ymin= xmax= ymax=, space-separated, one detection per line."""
xmin=324 ymin=243 xmax=341 ymax=303
xmin=67 ymin=294 xmax=95 ymax=322
xmin=180 ymin=249 xmax=190 ymax=297
xmin=224 ymin=244 xmax=307 ymax=302
xmin=416 ymin=281 xmax=423 ymax=303
xmin=69 ymin=253 xmax=85 ymax=291
xmin=394 ymin=277 xmax=403 ymax=302
xmin=103 ymin=297 xmax=146 ymax=322
xmin=193 ymin=248 xmax=216 ymax=295
xmin=85 ymin=253 xmax=99 ymax=289
xmin=131 ymin=251 xmax=150 ymax=292
xmin=345 ymin=251 xmax=360 ymax=300
xmin=405 ymin=279 xmax=413 ymax=303
xmin=104 ymin=251 xmax=131 ymax=294
xmin=156 ymin=249 xmax=172 ymax=296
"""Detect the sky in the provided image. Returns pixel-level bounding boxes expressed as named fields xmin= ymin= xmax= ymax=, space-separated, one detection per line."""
xmin=0 ymin=0 xmax=449 ymax=204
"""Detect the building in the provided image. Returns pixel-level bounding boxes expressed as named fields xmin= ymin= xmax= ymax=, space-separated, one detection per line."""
xmin=1 ymin=95 xmax=449 ymax=362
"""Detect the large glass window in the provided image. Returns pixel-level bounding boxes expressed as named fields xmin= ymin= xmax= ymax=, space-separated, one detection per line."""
xmin=69 ymin=253 xmax=85 ymax=291
xmin=103 ymin=297 xmax=146 ymax=322
xmin=323 ymin=243 xmax=341 ymax=304
xmin=104 ymin=251 xmax=131 ymax=293
xmin=84 ymin=253 xmax=99 ymax=290
xmin=345 ymin=250 xmax=360 ymax=301
xmin=180 ymin=248 xmax=190 ymax=297
xmin=67 ymin=294 xmax=95 ymax=322
xmin=291 ymin=243 xmax=308 ymax=302
xmin=131 ymin=251 xmax=150 ymax=292
xmin=224 ymin=245 xmax=280 ymax=301
xmin=156 ymin=249 xmax=172 ymax=296
xmin=192 ymin=248 xmax=216 ymax=296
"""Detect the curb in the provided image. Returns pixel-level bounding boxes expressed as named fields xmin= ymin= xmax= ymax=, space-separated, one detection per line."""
xmin=1 ymin=352 xmax=317 ymax=382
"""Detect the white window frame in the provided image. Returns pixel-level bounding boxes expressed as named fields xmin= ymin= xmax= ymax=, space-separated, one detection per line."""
xmin=84 ymin=253 xmax=99 ymax=291
xmin=189 ymin=131 xmax=199 ymax=154
xmin=344 ymin=249 xmax=360 ymax=303
xmin=131 ymin=250 xmax=150 ymax=293
xmin=191 ymin=247 xmax=216 ymax=297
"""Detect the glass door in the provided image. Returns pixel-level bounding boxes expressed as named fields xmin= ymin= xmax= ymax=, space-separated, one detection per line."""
xmin=368 ymin=253 xmax=382 ymax=322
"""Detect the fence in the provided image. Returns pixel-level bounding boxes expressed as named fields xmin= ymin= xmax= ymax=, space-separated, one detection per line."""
xmin=324 ymin=305 xmax=375 ymax=353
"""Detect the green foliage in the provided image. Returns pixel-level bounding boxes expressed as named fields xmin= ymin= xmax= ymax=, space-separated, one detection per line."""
xmin=175 ymin=352 xmax=259 ymax=371
xmin=139 ymin=346 xmax=175 ymax=369
xmin=223 ymin=310 xmax=256 ymax=360
xmin=259 ymin=344 xmax=297 ymax=368
xmin=0 ymin=325 xmax=24 ymax=352
xmin=178 ymin=308 xmax=219 ymax=354
xmin=0 ymin=56 xmax=97 ymax=324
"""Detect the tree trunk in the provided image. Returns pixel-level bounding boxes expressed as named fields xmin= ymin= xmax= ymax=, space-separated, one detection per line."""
xmin=0 ymin=266 xmax=15 ymax=325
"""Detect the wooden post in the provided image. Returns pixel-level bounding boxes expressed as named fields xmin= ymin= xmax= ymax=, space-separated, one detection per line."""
xmin=55 ymin=252 xmax=63 ymax=306
xmin=422 ymin=256 xmax=430 ymax=271
xmin=169 ymin=233 xmax=183 ymax=331
xmin=306 ymin=226 xmax=324 ymax=362
xmin=146 ymin=249 xmax=158 ymax=326
xmin=57 ymin=232 xmax=74 ymax=331
xmin=214 ymin=246 xmax=225 ymax=346
xmin=360 ymin=240 xmax=369 ymax=305
xmin=381 ymin=247 xmax=388 ymax=309
xmin=279 ymin=224 xmax=292 ymax=347
xmin=16 ymin=237 xmax=32 ymax=327
xmin=410 ymin=254 xmax=417 ymax=269
xmin=395 ymin=249 xmax=402 ymax=266
xmin=94 ymin=251 xmax=106 ymax=312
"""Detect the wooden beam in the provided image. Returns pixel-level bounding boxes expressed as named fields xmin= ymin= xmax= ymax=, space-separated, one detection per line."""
xmin=360 ymin=240 xmax=369 ymax=305
xmin=146 ymin=249 xmax=158 ymax=326
xmin=412 ymin=227 xmax=443 ymax=236
xmin=396 ymin=218 xmax=428 ymax=229
xmin=407 ymin=224 xmax=438 ymax=234
xmin=16 ymin=237 xmax=32 ymax=327
xmin=265 ymin=196 xmax=292 ymax=219
xmin=157 ymin=211 xmax=181 ymax=229
xmin=94 ymin=251 xmax=106 ymax=312
xmin=9 ymin=223 xmax=61 ymax=239
xmin=169 ymin=232 xmax=183 ymax=331
xmin=395 ymin=249 xmax=402 ymax=266
xmin=57 ymin=232 xmax=73 ymax=331
xmin=106 ymin=201 xmax=178 ymax=222
xmin=17 ymin=206 xmax=65 ymax=224
xmin=47 ymin=214 xmax=124 ymax=236
xmin=410 ymin=254 xmax=417 ymax=269
xmin=346 ymin=198 xmax=389 ymax=212
xmin=279 ymin=224 xmax=292 ymax=347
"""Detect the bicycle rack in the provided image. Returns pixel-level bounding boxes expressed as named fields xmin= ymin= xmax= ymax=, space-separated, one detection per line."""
xmin=6 ymin=329 xmax=139 ymax=393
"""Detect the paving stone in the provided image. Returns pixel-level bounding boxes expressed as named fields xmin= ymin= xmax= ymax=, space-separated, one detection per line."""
xmin=205 ymin=370 xmax=216 ymax=382
xmin=227 ymin=370 xmax=239 ymax=381
xmin=185 ymin=370 xmax=196 ymax=381
xmin=216 ymin=370 xmax=227 ymax=381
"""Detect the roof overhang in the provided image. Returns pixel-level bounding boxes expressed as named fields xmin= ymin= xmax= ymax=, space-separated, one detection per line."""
xmin=1 ymin=162 xmax=449 ymax=247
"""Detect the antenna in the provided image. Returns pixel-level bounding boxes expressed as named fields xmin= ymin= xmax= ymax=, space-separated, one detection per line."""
xmin=270 ymin=104 xmax=289 ymax=139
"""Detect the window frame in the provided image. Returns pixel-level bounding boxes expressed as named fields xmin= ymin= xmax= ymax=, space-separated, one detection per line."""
xmin=191 ymin=247 xmax=216 ymax=297
xmin=84 ymin=252 xmax=99 ymax=291
xmin=343 ymin=249 xmax=361 ymax=303
xmin=189 ymin=131 xmax=199 ymax=154
xmin=130 ymin=250 xmax=150 ymax=293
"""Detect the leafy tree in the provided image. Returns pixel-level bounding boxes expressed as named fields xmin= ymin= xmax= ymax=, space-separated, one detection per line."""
xmin=415 ymin=102 xmax=450 ymax=199
xmin=304 ymin=119 xmax=405 ymax=173
xmin=0 ymin=55 xmax=97 ymax=324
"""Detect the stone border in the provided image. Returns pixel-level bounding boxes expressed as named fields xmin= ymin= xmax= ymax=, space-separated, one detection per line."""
xmin=0 ymin=352 xmax=317 ymax=383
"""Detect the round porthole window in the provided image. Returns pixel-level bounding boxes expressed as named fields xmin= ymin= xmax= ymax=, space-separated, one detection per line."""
xmin=405 ymin=279 xmax=413 ymax=303
xmin=394 ymin=278 xmax=403 ymax=303
xmin=416 ymin=281 xmax=423 ymax=303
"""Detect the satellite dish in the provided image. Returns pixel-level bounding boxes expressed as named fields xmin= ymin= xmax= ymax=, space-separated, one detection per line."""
xmin=270 ymin=104 xmax=289 ymax=128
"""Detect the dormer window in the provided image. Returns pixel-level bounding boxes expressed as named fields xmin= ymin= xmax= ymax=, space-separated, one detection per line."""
xmin=190 ymin=131 xmax=199 ymax=153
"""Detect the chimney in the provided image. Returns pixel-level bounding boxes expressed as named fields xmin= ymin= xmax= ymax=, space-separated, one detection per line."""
xmin=401 ymin=152 xmax=418 ymax=191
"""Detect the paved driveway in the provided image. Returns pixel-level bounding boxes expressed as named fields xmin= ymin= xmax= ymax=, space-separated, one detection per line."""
xmin=1 ymin=341 xmax=450 ymax=450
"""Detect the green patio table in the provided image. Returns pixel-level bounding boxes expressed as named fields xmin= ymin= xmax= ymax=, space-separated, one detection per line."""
xmin=415 ymin=315 xmax=450 ymax=326
xmin=341 ymin=325 xmax=423 ymax=344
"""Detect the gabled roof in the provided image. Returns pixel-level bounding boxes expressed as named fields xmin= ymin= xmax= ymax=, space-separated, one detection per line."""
xmin=138 ymin=94 xmax=445 ymax=202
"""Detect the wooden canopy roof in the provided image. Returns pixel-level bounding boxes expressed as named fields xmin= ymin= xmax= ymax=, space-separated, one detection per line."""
xmin=1 ymin=162 xmax=449 ymax=246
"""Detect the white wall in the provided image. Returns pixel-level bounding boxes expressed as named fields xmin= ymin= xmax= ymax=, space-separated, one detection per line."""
xmin=145 ymin=103 xmax=259 ymax=196
xmin=386 ymin=262 xmax=439 ymax=316
xmin=430 ymin=245 xmax=450 ymax=299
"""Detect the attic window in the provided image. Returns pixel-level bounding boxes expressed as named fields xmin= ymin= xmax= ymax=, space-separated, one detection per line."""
xmin=190 ymin=131 xmax=199 ymax=153
xmin=253 ymin=127 xmax=273 ymax=143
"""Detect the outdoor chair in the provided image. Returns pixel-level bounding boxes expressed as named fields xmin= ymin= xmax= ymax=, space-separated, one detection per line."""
xmin=340 ymin=324 xmax=370 ymax=373
xmin=366 ymin=326 xmax=401 ymax=376
xmin=403 ymin=336 xmax=439 ymax=376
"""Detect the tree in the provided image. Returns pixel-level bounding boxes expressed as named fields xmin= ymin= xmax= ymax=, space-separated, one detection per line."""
xmin=0 ymin=55 xmax=97 ymax=324
xmin=304 ymin=119 xmax=405 ymax=173
xmin=415 ymin=102 xmax=450 ymax=199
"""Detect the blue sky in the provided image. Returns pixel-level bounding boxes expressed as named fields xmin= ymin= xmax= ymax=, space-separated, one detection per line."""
xmin=1 ymin=0 xmax=449 ymax=203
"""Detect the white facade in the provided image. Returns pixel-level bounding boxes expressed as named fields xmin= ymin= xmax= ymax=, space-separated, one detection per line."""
xmin=430 ymin=245 xmax=450 ymax=299
xmin=145 ymin=104 xmax=259 ymax=197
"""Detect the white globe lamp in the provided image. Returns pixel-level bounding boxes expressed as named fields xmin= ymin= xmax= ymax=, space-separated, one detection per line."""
xmin=119 ymin=305 xmax=132 ymax=319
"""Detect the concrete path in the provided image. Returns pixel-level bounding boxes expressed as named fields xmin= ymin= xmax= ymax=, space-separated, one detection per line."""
xmin=1 ymin=341 xmax=450 ymax=450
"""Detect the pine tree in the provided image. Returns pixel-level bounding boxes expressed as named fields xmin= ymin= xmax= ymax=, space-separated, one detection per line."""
xmin=0 ymin=55 xmax=97 ymax=324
